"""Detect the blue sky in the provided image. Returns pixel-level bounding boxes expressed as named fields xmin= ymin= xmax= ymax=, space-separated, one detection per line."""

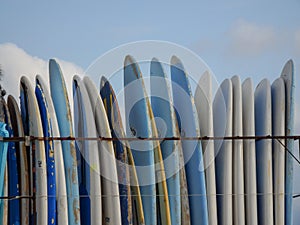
xmin=1 ymin=0 xmax=300 ymax=220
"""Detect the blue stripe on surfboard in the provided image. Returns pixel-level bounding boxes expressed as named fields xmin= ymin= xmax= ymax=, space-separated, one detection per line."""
xmin=171 ymin=56 xmax=208 ymax=225
xmin=124 ymin=56 xmax=156 ymax=225
xmin=49 ymin=59 xmax=81 ymax=225
xmin=73 ymin=79 xmax=91 ymax=225
xmin=150 ymin=58 xmax=181 ymax=225
xmin=35 ymin=83 xmax=57 ymax=225
xmin=100 ymin=78 xmax=131 ymax=225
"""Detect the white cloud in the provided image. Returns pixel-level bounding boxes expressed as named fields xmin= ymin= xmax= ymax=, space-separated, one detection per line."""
xmin=0 ymin=42 xmax=84 ymax=106
xmin=228 ymin=19 xmax=276 ymax=56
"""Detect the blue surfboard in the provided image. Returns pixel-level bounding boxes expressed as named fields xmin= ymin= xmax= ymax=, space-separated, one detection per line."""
xmin=35 ymin=79 xmax=56 ymax=225
xmin=2 ymin=99 xmax=21 ymax=225
xmin=100 ymin=77 xmax=132 ymax=225
xmin=124 ymin=55 xmax=157 ymax=225
xmin=170 ymin=56 xmax=208 ymax=225
xmin=49 ymin=59 xmax=81 ymax=225
xmin=7 ymin=95 xmax=30 ymax=225
xmin=280 ymin=60 xmax=294 ymax=225
xmin=150 ymin=58 xmax=181 ymax=225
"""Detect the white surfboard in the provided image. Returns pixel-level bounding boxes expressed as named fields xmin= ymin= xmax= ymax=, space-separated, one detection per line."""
xmin=194 ymin=71 xmax=218 ymax=225
xmin=35 ymin=75 xmax=69 ymax=225
xmin=231 ymin=75 xmax=245 ymax=225
xmin=241 ymin=78 xmax=258 ymax=225
xmin=213 ymin=79 xmax=233 ymax=225
xmin=20 ymin=76 xmax=48 ymax=225
xmin=83 ymin=76 xmax=121 ymax=225
xmin=73 ymin=75 xmax=102 ymax=225
xmin=255 ymin=79 xmax=273 ymax=225
xmin=271 ymin=77 xmax=285 ymax=225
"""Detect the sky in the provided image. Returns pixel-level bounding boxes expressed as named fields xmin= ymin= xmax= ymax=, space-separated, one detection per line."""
xmin=0 ymin=0 xmax=300 ymax=221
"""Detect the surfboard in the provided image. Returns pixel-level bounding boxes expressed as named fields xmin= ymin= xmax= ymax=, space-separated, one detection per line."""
xmin=194 ymin=71 xmax=218 ymax=225
xmin=213 ymin=79 xmax=233 ymax=225
xmin=124 ymin=55 xmax=172 ymax=225
xmin=150 ymin=58 xmax=181 ymax=225
xmin=35 ymin=75 xmax=68 ymax=225
xmin=73 ymin=75 xmax=102 ymax=225
xmin=280 ymin=60 xmax=294 ymax=225
xmin=2 ymin=98 xmax=21 ymax=225
xmin=35 ymin=79 xmax=57 ymax=225
xmin=82 ymin=76 xmax=122 ymax=225
xmin=7 ymin=95 xmax=30 ymax=225
xmin=49 ymin=59 xmax=80 ymax=225
xmin=254 ymin=79 xmax=273 ymax=225
xmin=171 ymin=55 xmax=208 ymax=225
xmin=99 ymin=76 xmax=133 ymax=225
xmin=271 ymin=77 xmax=285 ymax=225
xmin=231 ymin=75 xmax=245 ymax=225
xmin=0 ymin=119 xmax=9 ymax=225
xmin=241 ymin=78 xmax=258 ymax=225
xmin=2 ymin=164 xmax=8 ymax=225
xmin=20 ymin=76 xmax=48 ymax=225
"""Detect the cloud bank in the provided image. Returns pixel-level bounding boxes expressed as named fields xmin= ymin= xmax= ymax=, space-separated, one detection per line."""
xmin=0 ymin=43 xmax=84 ymax=103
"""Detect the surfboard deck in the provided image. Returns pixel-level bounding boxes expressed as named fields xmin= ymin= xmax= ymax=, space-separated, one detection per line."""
xmin=255 ymin=79 xmax=273 ymax=225
xmin=241 ymin=78 xmax=258 ymax=225
xmin=213 ymin=79 xmax=233 ymax=225
xmin=271 ymin=77 xmax=285 ymax=225
xmin=150 ymin=58 xmax=181 ymax=225
xmin=35 ymin=79 xmax=57 ymax=225
xmin=73 ymin=75 xmax=102 ymax=225
xmin=99 ymin=76 xmax=134 ymax=225
xmin=83 ymin=76 xmax=122 ymax=225
xmin=194 ymin=71 xmax=218 ymax=225
xmin=280 ymin=60 xmax=294 ymax=225
xmin=49 ymin=59 xmax=81 ymax=225
xmin=171 ymin=56 xmax=208 ymax=225
xmin=20 ymin=76 xmax=48 ymax=225
xmin=35 ymin=75 xmax=69 ymax=225
xmin=231 ymin=75 xmax=245 ymax=225
xmin=124 ymin=55 xmax=171 ymax=225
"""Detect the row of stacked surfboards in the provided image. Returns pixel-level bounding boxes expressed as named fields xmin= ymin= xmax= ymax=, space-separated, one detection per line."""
xmin=0 ymin=56 xmax=295 ymax=225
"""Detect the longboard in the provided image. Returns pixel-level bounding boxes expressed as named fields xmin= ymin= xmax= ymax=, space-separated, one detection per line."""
xmin=231 ymin=75 xmax=245 ymax=225
xmin=35 ymin=75 xmax=68 ymax=225
xmin=171 ymin=56 xmax=208 ymax=225
xmin=20 ymin=76 xmax=48 ymax=225
xmin=124 ymin=55 xmax=171 ymax=225
xmin=280 ymin=60 xmax=294 ymax=225
xmin=241 ymin=78 xmax=258 ymax=225
xmin=271 ymin=77 xmax=285 ymax=225
xmin=150 ymin=58 xmax=181 ymax=225
xmin=99 ymin=76 xmax=133 ymax=225
xmin=83 ymin=76 xmax=122 ymax=225
xmin=213 ymin=79 xmax=233 ymax=225
xmin=2 ymin=98 xmax=21 ymax=225
xmin=49 ymin=59 xmax=80 ymax=225
xmin=35 ymin=78 xmax=57 ymax=225
xmin=73 ymin=75 xmax=102 ymax=225
xmin=194 ymin=71 xmax=218 ymax=225
xmin=255 ymin=79 xmax=273 ymax=225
